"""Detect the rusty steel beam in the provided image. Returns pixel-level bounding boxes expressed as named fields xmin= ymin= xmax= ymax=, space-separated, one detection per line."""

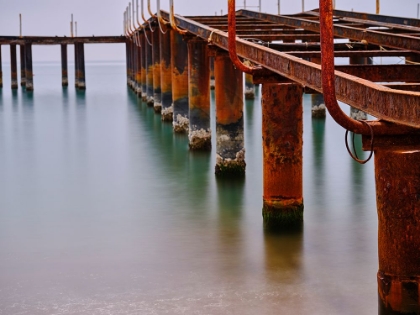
xmin=160 ymin=10 xmax=420 ymax=129
xmin=383 ymin=83 xmax=420 ymax=92
xmin=285 ymin=50 xmax=414 ymax=58
xmin=335 ymin=64 xmax=420 ymax=82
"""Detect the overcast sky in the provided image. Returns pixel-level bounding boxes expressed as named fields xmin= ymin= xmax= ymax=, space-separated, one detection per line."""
xmin=1 ymin=0 xmax=419 ymax=62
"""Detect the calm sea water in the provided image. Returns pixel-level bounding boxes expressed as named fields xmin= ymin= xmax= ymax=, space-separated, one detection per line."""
xmin=0 ymin=61 xmax=377 ymax=314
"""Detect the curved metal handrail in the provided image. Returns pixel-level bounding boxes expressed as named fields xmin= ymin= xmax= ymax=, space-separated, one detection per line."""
xmin=170 ymin=0 xmax=187 ymax=34
xmin=228 ymin=0 xmax=261 ymax=74
xmin=156 ymin=0 xmax=170 ymax=34
xmin=148 ymin=0 xmax=157 ymax=18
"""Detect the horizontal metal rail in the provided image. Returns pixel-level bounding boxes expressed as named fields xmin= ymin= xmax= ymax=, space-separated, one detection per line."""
xmin=160 ymin=10 xmax=420 ymax=129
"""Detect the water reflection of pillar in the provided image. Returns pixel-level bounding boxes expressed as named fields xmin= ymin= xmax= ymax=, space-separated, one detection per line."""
xmin=0 ymin=45 xmax=3 ymax=88
xmin=349 ymin=56 xmax=368 ymax=120
xmin=160 ymin=29 xmax=173 ymax=122
xmin=145 ymin=29 xmax=154 ymax=106
xmin=187 ymin=38 xmax=211 ymax=150
xmin=311 ymin=116 xmax=326 ymax=206
xmin=309 ymin=57 xmax=325 ymax=118
xmin=140 ymin=33 xmax=147 ymax=101
xmin=24 ymin=43 xmax=34 ymax=91
xmin=152 ymin=29 xmax=162 ymax=113
xmin=170 ymin=31 xmax=189 ymax=133
xmin=61 ymin=44 xmax=68 ymax=87
xmin=19 ymin=44 xmax=26 ymax=87
xmin=10 ymin=44 xmax=18 ymax=89
xmin=262 ymin=83 xmax=303 ymax=229
xmin=214 ymin=50 xmax=245 ymax=177
xmin=368 ymin=136 xmax=420 ymax=314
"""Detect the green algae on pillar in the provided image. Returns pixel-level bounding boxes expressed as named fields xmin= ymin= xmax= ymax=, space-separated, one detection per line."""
xmin=262 ymin=83 xmax=304 ymax=229
xmin=187 ymin=38 xmax=211 ymax=150
xmin=160 ymin=28 xmax=173 ymax=122
xmin=171 ymin=31 xmax=189 ymax=133
xmin=10 ymin=44 xmax=18 ymax=89
xmin=24 ymin=43 xmax=34 ymax=91
xmin=214 ymin=51 xmax=245 ymax=176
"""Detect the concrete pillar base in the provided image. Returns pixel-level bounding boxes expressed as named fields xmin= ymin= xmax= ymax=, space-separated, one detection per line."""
xmin=210 ymin=79 xmax=215 ymax=90
xmin=146 ymin=97 xmax=154 ymax=106
xmin=245 ymin=88 xmax=255 ymax=100
xmin=25 ymin=82 xmax=34 ymax=91
xmin=173 ymin=114 xmax=189 ymax=133
xmin=189 ymin=129 xmax=211 ymax=150
xmin=62 ymin=79 xmax=69 ymax=87
xmin=154 ymin=102 xmax=162 ymax=113
xmin=215 ymin=151 xmax=246 ymax=177
xmin=161 ymin=105 xmax=173 ymax=122
xmin=141 ymin=93 xmax=147 ymax=101
xmin=312 ymin=103 xmax=326 ymax=118
xmin=262 ymin=200 xmax=304 ymax=229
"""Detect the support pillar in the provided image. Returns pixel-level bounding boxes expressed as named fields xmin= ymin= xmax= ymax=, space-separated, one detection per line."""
xmin=171 ymin=31 xmax=189 ymax=133
xmin=244 ymin=61 xmax=255 ymax=99
xmin=74 ymin=43 xmax=79 ymax=88
xmin=365 ymin=135 xmax=420 ymax=314
xmin=262 ymin=83 xmax=303 ymax=229
xmin=135 ymin=37 xmax=142 ymax=95
xmin=152 ymin=28 xmax=162 ymax=113
xmin=24 ymin=43 xmax=33 ymax=91
xmin=145 ymin=29 xmax=154 ymax=105
xmin=61 ymin=44 xmax=68 ymax=86
xmin=0 ymin=44 xmax=3 ymax=88
xmin=214 ymin=51 xmax=245 ymax=176
xmin=76 ymin=43 xmax=86 ymax=90
xmin=349 ymin=55 xmax=368 ymax=120
xmin=160 ymin=29 xmax=173 ymax=121
xmin=310 ymin=57 xmax=326 ymax=118
xmin=10 ymin=44 xmax=18 ymax=89
xmin=125 ymin=40 xmax=131 ymax=86
xmin=19 ymin=44 xmax=26 ymax=87
xmin=141 ymin=33 xmax=147 ymax=101
xmin=187 ymin=38 xmax=211 ymax=150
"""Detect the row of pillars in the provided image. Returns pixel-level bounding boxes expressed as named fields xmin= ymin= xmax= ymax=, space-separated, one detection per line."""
xmin=126 ymin=27 xmax=302 ymax=228
xmin=0 ymin=42 xmax=86 ymax=91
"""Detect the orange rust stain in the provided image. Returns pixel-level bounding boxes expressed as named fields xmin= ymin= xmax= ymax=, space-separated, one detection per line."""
xmin=172 ymin=66 xmax=188 ymax=101
xmin=160 ymin=60 xmax=172 ymax=94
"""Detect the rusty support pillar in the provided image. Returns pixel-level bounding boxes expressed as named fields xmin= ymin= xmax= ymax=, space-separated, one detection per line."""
xmin=244 ymin=63 xmax=255 ymax=100
xmin=76 ymin=43 xmax=86 ymax=90
xmin=152 ymin=28 xmax=162 ymax=113
xmin=10 ymin=44 xmax=18 ymax=89
xmin=210 ymin=56 xmax=215 ymax=90
xmin=19 ymin=44 xmax=26 ymax=87
xmin=171 ymin=31 xmax=189 ymax=133
xmin=125 ymin=40 xmax=131 ymax=86
xmin=310 ymin=57 xmax=326 ymax=118
xmin=214 ymin=51 xmax=245 ymax=176
xmin=349 ymin=55 xmax=368 ymax=120
xmin=130 ymin=40 xmax=135 ymax=90
xmin=262 ymin=83 xmax=303 ymax=229
xmin=140 ymin=34 xmax=147 ymax=101
xmin=160 ymin=29 xmax=173 ymax=121
xmin=0 ymin=44 xmax=3 ymax=88
xmin=61 ymin=44 xmax=68 ymax=87
xmin=145 ymin=29 xmax=154 ymax=105
xmin=135 ymin=39 xmax=142 ymax=95
xmin=24 ymin=43 xmax=33 ymax=91
xmin=365 ymin=136 xmax=420 ymax=314
xmin=187 ymin=38 xmax=211 ymax=150
xmin=74 ymin=43 xmax=79 ymax=88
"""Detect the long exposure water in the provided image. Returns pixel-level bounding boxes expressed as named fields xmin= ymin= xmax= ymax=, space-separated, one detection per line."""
xmin=0 ymin=61 xmax=377 ymax=314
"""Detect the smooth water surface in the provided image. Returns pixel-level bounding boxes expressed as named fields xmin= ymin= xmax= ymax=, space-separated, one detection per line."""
xmin=0 ymin=61 xmax=377 ymax=314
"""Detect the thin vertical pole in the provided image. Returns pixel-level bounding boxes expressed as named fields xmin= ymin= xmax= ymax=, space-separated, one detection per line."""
xmin=61 ymin=44 xmax=68 ymax=86
xmin=10 ymin=44 xmax=18 ymax=89
xmin=278 ymin=0 xmax=281 ymax=15
xmin=302 ymin=0 xmax=304 ymax=12
xmin=19 ymin=14 xmax=22 ymax=38
xmin=376 ymin=0 xmax=380 ymax=14
xmin=24 ymin=43 xmax=33 ymax=91
xmin=71 ymin=14 xmax=74 ymax=37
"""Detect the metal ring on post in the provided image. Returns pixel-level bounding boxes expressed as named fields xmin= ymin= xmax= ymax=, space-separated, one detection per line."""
xmin=345 ymin=120 xmax=374 ymax=164
xmin=228 ymin=0 xmax=261 ymax=74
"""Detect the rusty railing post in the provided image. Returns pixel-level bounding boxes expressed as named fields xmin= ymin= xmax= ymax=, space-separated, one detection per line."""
xmin=187 ymin=37 xmax=211 ymax=150
xmin=214 ymin=50 xmax=245 ymax=176
xmin=152 ymin=25 xmax=162 ymax=112
xmin=19 ymin=44 xmax=26 ymax=87
xmin=61 ymin=44 xmax=68 ymax=87
xmin=10 ymin=44 xmax=18 ymax=89
xmin=160 ymin=28 xmax=173 ymax=121
xmin=24 ymin=42 xmax=33 ymax=91
xmin=262 ymin=83 xmax=303 ymax=229
xmin=170 ymin=30 xmax=189 ymax=132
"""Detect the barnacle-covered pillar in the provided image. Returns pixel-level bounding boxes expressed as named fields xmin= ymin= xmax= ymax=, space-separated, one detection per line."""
xmin=20 ymin=44 xmax=26 ymax=87
xmin=10 ymin=44 xmax=18 ymax=89
xmin=152 ymin=27 xmax=162 ymax=113
xmin=160 ymin=28 xmax=173 ymax=121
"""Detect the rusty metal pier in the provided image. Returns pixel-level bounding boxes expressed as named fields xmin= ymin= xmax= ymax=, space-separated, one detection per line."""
xmin=123 ymin=2 xmax=420 ymax=313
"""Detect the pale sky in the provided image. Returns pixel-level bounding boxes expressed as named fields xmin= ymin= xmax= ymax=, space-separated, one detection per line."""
xmin=1 ymin=0 xmax=419 ymax=62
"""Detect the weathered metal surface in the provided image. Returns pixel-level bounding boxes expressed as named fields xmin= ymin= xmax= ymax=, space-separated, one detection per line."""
xmin=0 ymin=44 xmax=3 ymax=88
xmin=0 ymin=36 xmax=126 ymax=45
xmin=10 ymin=44 xmax=18 ymax=89
xmin=160 ymin=28 xmax=173 ymax=122
xmin=160 ymin=10 xmax=420 ymax=129
xmin=152 ymin=27 xmax=162 ymax=112
xmin=61 ymin=44 xmax=68 ymax=87
xmin=77 ymin=43 xmax=86 ymax=90
xmin=284 ymin=50 xmax=414 ymax=58
xmin=145 ymin=29 xmax=154 ymax=105
xmin=187 ymin=38 xmax=211 ymax=150
xmin=262 ymin=83 xmax=303 ymax=228
xmin=170 ymin=30 xmax=189 ymax=132
xmin=214 ymin=51 xmax=245 ymax=176
xmin=74 ymin=43 xmax=79 ymax=88
xmin=140 ymin=33 xmax=147 ymax=100
xmin=19 ymin=44 xmax=26 ymax=87
xmin=371 ymin=143 xmax=420 ymax=314
xmin=24 ymin=43 xmax=33 ymax=91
